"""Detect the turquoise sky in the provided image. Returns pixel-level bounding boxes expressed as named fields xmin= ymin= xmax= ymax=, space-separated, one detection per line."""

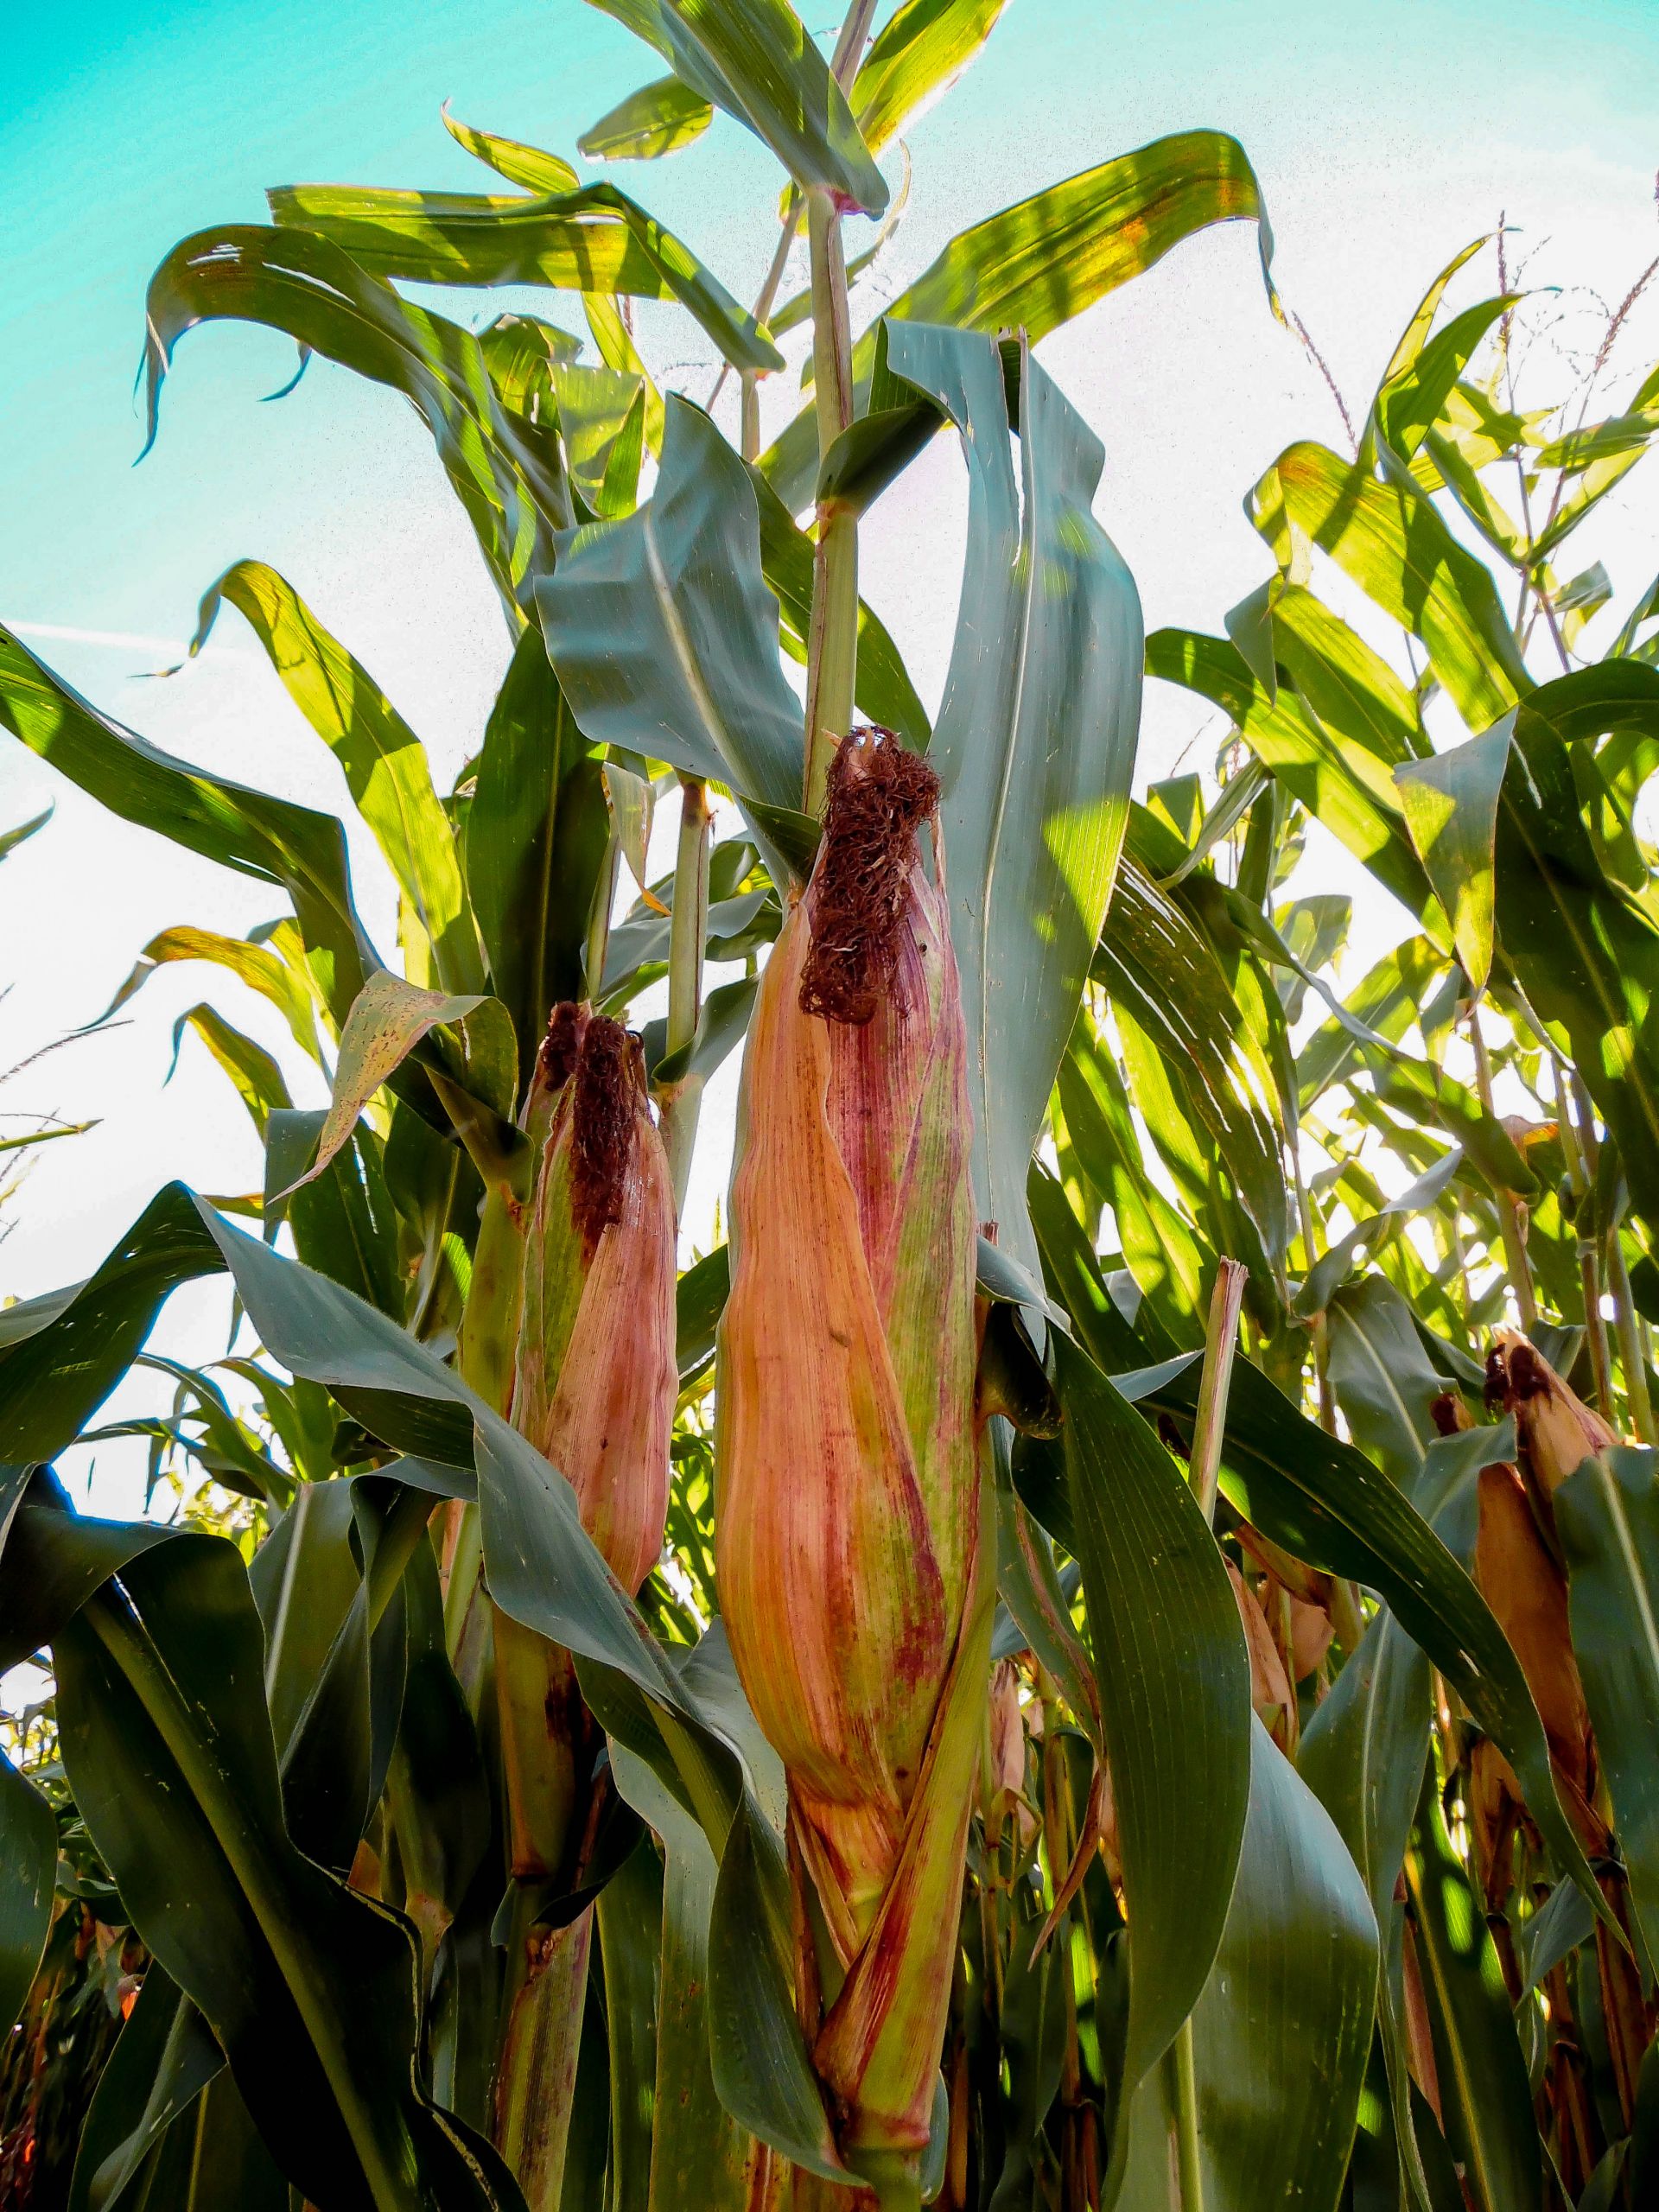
xmin=4 ymin=0 xmax=1657 ymax=1514
xmin=6 ymin=0 xmax=1656 ymax=658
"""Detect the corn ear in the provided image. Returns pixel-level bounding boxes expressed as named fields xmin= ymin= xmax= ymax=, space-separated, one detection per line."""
xmin=1473 ymin=1455 xmax=1604 ymax=1853
xmin=1489 ymin=1327 xmax=1618 ymax=1497
xmin=717 ymin=734 xmax=982 ymax=2169
xmin=516 ymin=1003 xmax=677 ymax=1594
xmin=490 ymin=1001 xmax=677 ymax=2212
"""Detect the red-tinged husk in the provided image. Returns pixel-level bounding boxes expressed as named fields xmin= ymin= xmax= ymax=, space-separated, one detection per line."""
xmin=1487 ymin=1327 xmax=1618 ymax=1499
xmin=490 ymin=1005 xmax=678 ymax=2209
xmin=516 ymin=1005 xmax=677 ymax=1595
xmin=1227 ymin=1563 xmax=1294 ymax=1734
xmin=717 ymin=734 xmax=982 ymax=2162
xmin=1474 ymin=1457 xmax=1605 ymax=1855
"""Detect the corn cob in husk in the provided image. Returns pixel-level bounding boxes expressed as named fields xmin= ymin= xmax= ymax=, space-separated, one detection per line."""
xmin=717 ymin=733 xmax=990 ymax=2190
xmin=491 ymin=1002 xmax=677 ymax=2209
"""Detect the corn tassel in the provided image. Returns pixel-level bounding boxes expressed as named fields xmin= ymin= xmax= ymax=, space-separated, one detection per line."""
xmin=717 ymin=733 xmax=987 ymax=2186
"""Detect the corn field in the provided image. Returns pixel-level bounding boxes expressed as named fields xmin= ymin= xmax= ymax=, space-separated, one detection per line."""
xmin=3 ymin=3 xmax=1659 ymax=2209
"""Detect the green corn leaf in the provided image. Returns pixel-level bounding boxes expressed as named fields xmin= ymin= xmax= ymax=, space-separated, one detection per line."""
xmin=0 ymin=626 xmax=372 ymax=1027
xmin=1492 ymin=702 xmax=1659 ymax=1234
xmin=268 ymin=180 xmax=782 ymax=375
xmin=442 ymin=107 xmax=580 ymax=194
xmin=1050 ymin=1052 xmax=1208 ymax=1354
xmin=186 ymin=562 xmax=484 ymax=996
xmin=1531 ymin=439 xmax=1653 ymax=562
xmin=598 ymin=1837 xmax=663 ymax=2212
xmin=1404 ymin=1774 xmax=1542 ymax=2212
xmin=1395 ymin=722 xmax=1511 ymax=990
xmin=582 ymin=0 xmax=887 ymax=211
xmin=0 ymin=1185 xmax=222 ymax=1465
xmin=0 ymin=1741 xmax=54 ymax=2037
xmin=266 ymin=1109 xmax=407 ymax=1320
xmin=1249 ymin=441 xmax=1530 ymax=734
xmin=1555 ymin=1446 xmax=1659 ymax=1973
xmin=1420 ymin=419 xmax=1528 ymax=565
xmin=643 ymin=975 xmax=757 ymax=1086
xmin=1324 ymin=1274 xmax=1455 ymax=1487
xmin=1368 ymin=234 xmax=1491 ymax=402
xmin=0 ymin=803 xmax=52 ymax=863
xmin=1370 ymin=294 xmax=1518 ymax=466
xmin=850 ymin=0 xmax=1012 ymax=156
xmin=538 ymin=397 xmax=805 ymax=830
xmin=143 ymin=225 xmax=569 ymax=610
xmin=608 ymin=1748 xmax=772 ymax=2211
xmin=66 ymin=1967 xmax=226 ymax=2212
xmin=1053 ymin=1333 xmax=1252 ymax=2192
xmin=1296 ymin=1147 xmax=1462 ymax=1319
xmin=466 ymin=626 xmax=610 ymax=1074
xmin=675 ymin=1245 xmax=730 ymax=1384
xmin=1144 ymin=626 xmax=1443 ymax=939
xmin=1032 ymin=1177 xmax=1615 ymax=1926
xmin=1116 ymin=1719 xmax=1378 ymax=2212
xmin=170 ymin=1002 xmax=293 ymax=1137
xmin=87 ymin=924 xmax=324 ymax=1066
xmin=985 ymin=1897 xmax=1070 ymax=2206
xmin=1302 ymin=1611 xmax=1436 ymax=2212
xmin=1514 ymin=1878 xmax=1596 ymax=1999
xmin=42 ymin=1528 xmax=520 ymax=2211
xmin=888 ymin=323 xmax=1142 ymax=1282
xmin=764 ymin=129 xmax=1277 ymax=508
xmin=1269 ymin=582 xmax=1429 ymax=764
xmin=1533 ymin=408 xmax=1659 ymax=473
xmin=1095 ymin=858 xmax=1291 ymax=1266
xmin=580 ymin=73 xmax=714 ymax=160
xmin=193 ymin=1205 xmax=850 ymax=2181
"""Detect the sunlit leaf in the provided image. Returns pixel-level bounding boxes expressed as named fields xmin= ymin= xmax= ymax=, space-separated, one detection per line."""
xmin=579 ymin=73 xmax=714 ymax=160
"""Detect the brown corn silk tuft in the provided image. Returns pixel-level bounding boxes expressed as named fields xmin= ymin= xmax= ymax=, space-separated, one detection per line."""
xmin=799 ymin=732 xmax=942 ymax=1026
xmin=569 ymin=1014 xmax=637 ymax=1253
xmin=539 ymin=999 xmax=584 ymax=1093
xmin=717 ymin=730 xmax=985 ymax=2164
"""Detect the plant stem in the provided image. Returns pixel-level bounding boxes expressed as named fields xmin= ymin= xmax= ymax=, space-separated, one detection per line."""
xmin=1468 ymin=1000 xmax=1537 ymax=1332
xmin=802 ymin=176 xmax=860 ymax=813
xmin=1189 ymin=1260 xmax=1248 ymax=1524
xmin=666 ymin=776 xmax=710 ymax=1058
xmin=1606 ymin=1229 xmax=1657 ymax=1445
xmin=658 ymin=774 xmax=712 ymax=1215
xmin=1580 ymin=1240 xmax=1615 ymax=1416
xmin=584 ymin=830 xmax=620 ymax=1004
xmin=735 ymin=192 xmax=804 ymax=462
xmin=1165 ymin=2015 xmax=1205 ymax=2212
xmin=1291 ymin=1135 xmax=1337 ymax=1433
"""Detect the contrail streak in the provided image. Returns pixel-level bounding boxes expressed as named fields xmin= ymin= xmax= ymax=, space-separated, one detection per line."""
xmin=1 ymin=619 xmax=250 ymax=660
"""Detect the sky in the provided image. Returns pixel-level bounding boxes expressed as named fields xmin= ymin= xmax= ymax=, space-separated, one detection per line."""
xmin=3 ymin=0 xmax=1659 ymax=1519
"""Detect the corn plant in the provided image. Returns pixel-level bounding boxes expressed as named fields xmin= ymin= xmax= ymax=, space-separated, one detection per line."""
xmin=3 ymin=3 xmax=1659 ymax=2209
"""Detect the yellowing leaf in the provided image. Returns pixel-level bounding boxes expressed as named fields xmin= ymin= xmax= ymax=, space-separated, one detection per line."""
xmin=280 ymin=969 xmax=485 ymax=1198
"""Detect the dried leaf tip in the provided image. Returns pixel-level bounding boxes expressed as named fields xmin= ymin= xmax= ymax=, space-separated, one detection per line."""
xmin=799 ymin=728 xmax=940 ymax=1027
